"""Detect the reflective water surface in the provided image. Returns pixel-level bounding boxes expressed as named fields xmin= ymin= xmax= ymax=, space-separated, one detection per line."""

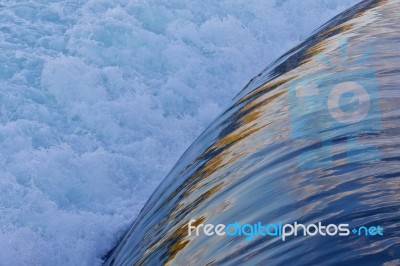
xmin=105 ymin=0 xmax=400 ymax=265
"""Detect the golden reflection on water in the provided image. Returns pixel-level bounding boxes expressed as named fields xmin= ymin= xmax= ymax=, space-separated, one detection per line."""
xmin=105 ymin=1 xmax=400 ymax=265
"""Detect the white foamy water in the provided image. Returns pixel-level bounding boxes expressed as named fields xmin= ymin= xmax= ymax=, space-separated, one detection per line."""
xmin=0 ymin=0 xmax=360 ymax=264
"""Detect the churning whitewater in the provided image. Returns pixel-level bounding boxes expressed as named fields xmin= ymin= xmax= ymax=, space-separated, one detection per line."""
xmin=0 ymin=0 xmax=360 ymax=265
xmin=104 ymin=1 xmax=400 ymax=264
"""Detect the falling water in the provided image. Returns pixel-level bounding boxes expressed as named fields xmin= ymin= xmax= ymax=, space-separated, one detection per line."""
xmin=105 ymin=0 xmax=400 ymax=265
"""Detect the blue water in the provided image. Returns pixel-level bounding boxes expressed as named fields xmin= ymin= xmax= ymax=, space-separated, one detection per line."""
xmin=0 ymin=1 xmax=360 ymax=265
xmin=104 ymin=0 xmax=400 ymax=265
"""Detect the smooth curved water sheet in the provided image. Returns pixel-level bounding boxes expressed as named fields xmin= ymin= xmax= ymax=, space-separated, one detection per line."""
xmin=0 ymin=1 xmax=360 ymax=264
xmin=105 ymin=0 xmax=400 ymax=265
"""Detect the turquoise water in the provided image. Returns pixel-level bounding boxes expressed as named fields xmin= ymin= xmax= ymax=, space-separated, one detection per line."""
xmin=0 ymin=0 xmax=361 ymax=264
xmin=105 ymin=0 xmax=400 ymax=265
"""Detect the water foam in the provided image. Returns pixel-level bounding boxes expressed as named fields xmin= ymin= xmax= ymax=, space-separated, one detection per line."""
xmin=0 ymin=0 xmax=360 ymax=264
